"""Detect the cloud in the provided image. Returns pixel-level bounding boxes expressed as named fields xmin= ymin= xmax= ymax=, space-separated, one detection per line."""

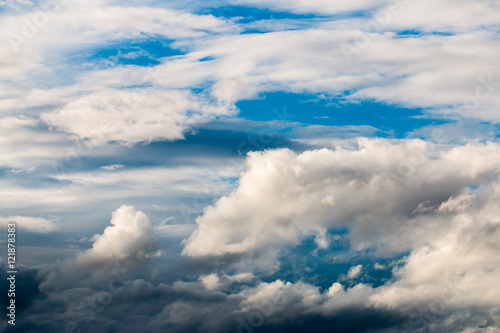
xmin=14 ymin=199 xmax=500 ymax=333
xmin=77 ymin=205 xmax=158 ymax=264
xmin=182 ymin=139 xmax=500 ymax=331
xmin=369 ymin=185 xmax=500 ymax=311
xmin=38 ymin=205 xmax=159 ymax=292
xmin=1 ymin=0 xmax=499 ymax=155
xmin=199 ymin=273 xmax=220 ymax=290
xmin=111 ymin=28 xmax=499 ymax=122
xmin=154 ymin=223 xmax=197 ymax=239
xmin=6 ymin=4 xmax=497 ymax=146
xmin=233 ymin=0 xmax=500 ymax=32
xmin=0 ymin=116 xmax=68 ymax=169
xmin=0 ymin=2 xmax=239 ymax=146
xmin=1 ymin=1 xmax=500 ymax=332
xmin=230 ymin=0 xmax=389 ymax=15
xmin=347 ymin=265 xmax=363 ymax=279
xmin=100 ymin=164 xmax=124 ymax=171
xmin=183 ymin=139 xmax=500 ymax=261
xmin=0 ymin=215 xmax=57 ymax=233
xmin=0 ymin=2 xmax=235 ymax=58
xmin=41 ymin=89 xmax=234 ymax=144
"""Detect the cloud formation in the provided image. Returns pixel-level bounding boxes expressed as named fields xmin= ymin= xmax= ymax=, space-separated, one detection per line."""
xmin=42 ymin=89 xmax=233 ymax=144
xmin=184 ymin=139 xmax=500 ymax=259
xmin=77 ymin=205 xmax=158 ymax=264
xmin=1 ymin=1 xmax=500 ymax=332
xmin=0 ymin=215 xmax=57 ymax=233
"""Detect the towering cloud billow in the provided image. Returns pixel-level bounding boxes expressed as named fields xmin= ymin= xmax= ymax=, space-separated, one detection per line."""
xmin=77 ymin=205 xmax=159 ymax=264
xmin=39 ymin=205 xmax=158 ymax=292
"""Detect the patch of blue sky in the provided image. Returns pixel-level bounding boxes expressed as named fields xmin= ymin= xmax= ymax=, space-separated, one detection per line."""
xmin=12 ymin=231 xmax=66 ymax=248
xmin=236 ymin=92 xmax=449 ymax=139
xmin=395 ymin=30 xmax=454 ymax=38
xmin=198 ymin=56 xmax=217 ymax=62
xmin=201 ymin=5 xmax=319 ymax=21
xmin=44 ymin=37 xmax=185 ymax=86
xmin=88 ymin=37 xmax=185 ymax=67
xmin=199 ymin=4 xmax=371 ymax=29
xmin=264 ymin=233 xmax=408 ymax=290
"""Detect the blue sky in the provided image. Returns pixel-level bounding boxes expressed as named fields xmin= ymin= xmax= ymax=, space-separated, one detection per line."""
xmin=1 ymin=1 xmax=500 ymax=333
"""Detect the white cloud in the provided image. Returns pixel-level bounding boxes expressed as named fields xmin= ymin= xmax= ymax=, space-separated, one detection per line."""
xmin=0 ymin=215 xmax=57 ymax=233
xmin=100 ymin=164 xmax=124 ymax=171
xmin=77 ymin=205 xmax=158 ymax=264
xmin=5 ymin=7 xmax=496 ymax=146
xmin=183 ymin=139 xmax=500 ymax=261
xmin=225 ymin=272 xmax=255 ymax=283
xmin=347 ymin=265 xmax=363 ymax=279
xmin=234 ymin=0 xmax=500 ymax=32
xmin=41 ymin=89 xmax=233 ymax=144
xmin=2 ymin=2 xmax=500 ymax=332
xmin=0 ymin=116 xmax=69 ymax=169
xmin=0 ymin=2 xmax=235 ymax=58
xmin=239 ymin=279 xmax=322 ymax=312
xmin=1 ymin=0 xmax=499 ymax=155
xmin=327 ymin=282 xmax=343 ymax=297
xmin=213 ymin=147 xmax=500 ymax=330
xmin=369 ymin=184 xmax=500 ymax=310
xmin=228 ymin=0 xmax=389 ymax=15
xmin=386 ymin=0 xmax=500 ymax=32
xmin=122 ymin=28 xmax=499 ymax=122
xmin=199 ymin=273 xmax=220 ymax=290
xmin=0 ymin=2 xmax=239 ymax=146
xmin=36 ymin=205 xmax=159 ymax=293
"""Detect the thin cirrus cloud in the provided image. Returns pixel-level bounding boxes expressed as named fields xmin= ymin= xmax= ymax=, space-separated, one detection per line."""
xmin=231 ymin=0 xmax=500 ymax=32
xmin=0 ymin=0 xmax=498 ymax=147
xmin=39 ymin=24 xmax=500 ymax=144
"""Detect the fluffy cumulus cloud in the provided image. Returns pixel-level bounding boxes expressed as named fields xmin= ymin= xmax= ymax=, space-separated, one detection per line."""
xmin=178 ymin=139 xmax=500 ymax=331
xmin=184 ymin=139 xmax=500 ymax=258
xmin=347 ymin=265 xmax=363 ymax=279
xmin=77 ymin=205 xmax=158 ymax=264
xmin=32 ymin=205 xmax=159 ymax=314
xmin=41 ymin=89 xmax=232 ymax=144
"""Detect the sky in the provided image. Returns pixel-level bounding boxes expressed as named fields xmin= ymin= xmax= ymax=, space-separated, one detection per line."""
xmin=0 ymin=0 xmax=500 ymax=332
